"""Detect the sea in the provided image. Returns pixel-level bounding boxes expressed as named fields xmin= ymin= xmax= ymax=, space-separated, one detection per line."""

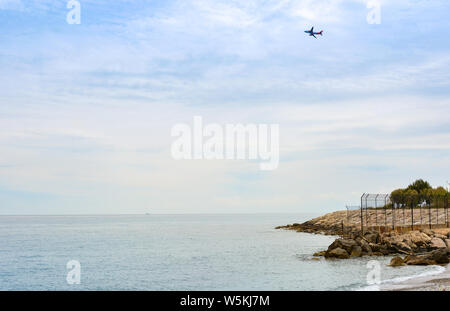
xmin=0 ymin=213 xmax=444 ymax=291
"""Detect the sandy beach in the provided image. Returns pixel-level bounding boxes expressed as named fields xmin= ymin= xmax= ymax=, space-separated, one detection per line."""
xmin=381 ymin=264 xmax=450 ymax=291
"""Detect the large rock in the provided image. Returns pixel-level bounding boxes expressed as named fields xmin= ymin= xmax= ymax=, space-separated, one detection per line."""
xmin=369 ymin=242 xmax=389 ymax=254
xmin=355 ymin=236 xmax=363 ymax=245
xmin=430 ymin=238 xmax=447 ymax=249
xmin=389 ymin=256 xmax=405 ymax=267
xmin=405 ymin=256 xmax=436 ymax=266
xmin=408 ymin=231 xmax=431 ymax=247
xmin=392 ymin=241 xmax=412 ymax=253
xmin=445 ymin=239 xmax=450 ymax=248
xmin=325 ymin=247 xmax=350 ymax=259
xmin=434 ymin=234 xmax=447 ymax=240
xmin=350 ymin=245 xmax=362 ymax=257
xmin=340 ymin=239 xmax=359 ymax=253
xmin=313 ymin=251 xmax=326 ymax=257
xmin=426 ymin=249 xmax=450 ymax=265
xmin=405 ymin=240 xmax=418 ymax=250
xmin=358 ymin=239 xmax=372 ymax=254
xmin=372 ymin=252 xmax=384 ymax=256
xmin=327 ymin=238 xmax=358 ymax=254
xmin=421 ymin=229 xmax=434 ymax=237
xmin=378 ymin=245 xmax=390 ymax=255
xmin=364 ymin=232 xmax=380 ymax=244
xmin=369 ymin=243 xmax=381 ymax=252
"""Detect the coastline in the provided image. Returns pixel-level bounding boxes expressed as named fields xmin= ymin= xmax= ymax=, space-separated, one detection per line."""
xmin=278 ymin=210 xmax=450 ymax=291
xmin=380 ymin=264 xmax=450 ymax=291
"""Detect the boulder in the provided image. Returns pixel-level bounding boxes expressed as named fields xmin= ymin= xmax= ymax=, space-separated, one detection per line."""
xmin=434 ymin=233 xmax=447 ymax=239
xmin=405 ymin=240 xmax=418 ymax=250
xmin=430 ymin=238 xmax=447 ymax=249
xmin=420 ymin=229 xmax=434 ymax=236
xmin=421 ymin=229 xmax=434 ymax=237
xmin=379 ymin=246 xmax=390 ymax=255
xmin=340 ymin=239 xmax=359 ymax=253
xmin=372 ymin=252 xmax=384 ymax=256
xmin=369 ymin=243 xmax=381 ymax=252
xmin=350 ymin=245 xmax=362 ymax=257
xmin=364 ymin=232 xmax=380 ymax=244
xmin=403 ymin=255 xmax=414 ymax=263
xmin=385 ymin=241 xmax=398 ymax=253
xmin=389 ymin=256 xmax=405 ymax=267
xmin=359 ymin=239 xmax=372 ymax=254
xmin=328 ymin=238 xmax=358 ymax=254
xmin=393 ymin=241 xmax=412 ymax=253
xmin=445 ymin=239 xmax=450 ymax=248
xmin=426 ymin=249 xmax=450 ymax=265
xmin=325 ymin=247 xmax=350 ymax=259
xmin=408 ymin=231 xmax=431 ymax=247
xmin=405 ymin=256 xmax=436 ymax=266
xmin=313 ymin=251 xmax=326 ymax=257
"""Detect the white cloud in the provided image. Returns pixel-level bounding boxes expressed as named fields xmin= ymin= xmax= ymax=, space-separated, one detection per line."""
xmin=1 ymin=0 xmax=450 ymax=214
xmin=0 ymin=0 xmax=23 ymax=10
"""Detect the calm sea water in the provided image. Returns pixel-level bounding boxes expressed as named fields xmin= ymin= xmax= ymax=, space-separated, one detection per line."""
xmin=0 ymin=214 xmax=443 ymax=290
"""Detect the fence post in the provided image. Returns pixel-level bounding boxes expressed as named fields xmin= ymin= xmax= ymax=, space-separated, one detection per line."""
xmin=428 ymin=202 xmax=432 ymax=230
xmin=346 ymin=206 xmax=348 ymax=224
xmin=403 ymin=205 xmax=405 ymax=225
xmin=375 ymin=194 xmax=379 ymax=227
xmin=445 ymin=197 xmax=448 ymax=228
xmin=445 ymin=194 xmax=449 ymax=228
xmin=392 ymin=203 xmax=395 ymax=231
xmin=365 ymin=195 xmax=369 ymax=227
xmin=360 ymin=194 xmax=364 ymax=233
xmin=420 ymin=204 xmax=422 ymax=228
xmin=436 ymin=196 xmax=439 ymax=226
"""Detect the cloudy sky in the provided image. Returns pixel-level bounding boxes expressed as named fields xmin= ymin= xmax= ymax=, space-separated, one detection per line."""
xmin=1 ymin=0 xmax=449 ymax=214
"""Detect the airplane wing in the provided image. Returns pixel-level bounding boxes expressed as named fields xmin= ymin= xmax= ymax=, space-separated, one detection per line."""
xmin=310 ymin=27 xmax=314 ymax=32
xmin=312 ymin=34 xmax=317 ymax=38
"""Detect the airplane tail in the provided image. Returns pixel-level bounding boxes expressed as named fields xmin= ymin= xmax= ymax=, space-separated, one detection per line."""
xmin=318 ymin=30 xmax=323 ymax=35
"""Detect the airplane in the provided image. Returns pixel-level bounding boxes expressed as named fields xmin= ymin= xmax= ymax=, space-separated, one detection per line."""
xmin=304 ymin=27 xmax=323 ymax=38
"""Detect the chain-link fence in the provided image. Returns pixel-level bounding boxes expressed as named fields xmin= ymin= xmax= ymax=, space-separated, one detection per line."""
xmin=346 ymin=193 xmax=450 ymax=232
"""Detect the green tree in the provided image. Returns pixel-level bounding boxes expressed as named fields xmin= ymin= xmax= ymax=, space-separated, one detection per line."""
xmin=390 ymin=188 xmax=405 ymax=206
xmin=433 ymin=187 xmax=448 ymax=208
xmin=407 ymin=179 xmax=432 ymax=193
xmin=422 ymin=188 xmax=434 ymax=204
xmin=434 ymin=186 xmax=448 ymax=196
xmin=404 ymin=189 xmax=419 ymax=207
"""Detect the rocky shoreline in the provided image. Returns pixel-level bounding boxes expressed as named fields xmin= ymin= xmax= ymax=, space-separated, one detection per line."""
xmin=276 ymin=211 xmax=450 ymax=267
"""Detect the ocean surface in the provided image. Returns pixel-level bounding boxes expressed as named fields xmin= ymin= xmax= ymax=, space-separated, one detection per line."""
xmin=0 ymin=214 xmax=444 ymax=291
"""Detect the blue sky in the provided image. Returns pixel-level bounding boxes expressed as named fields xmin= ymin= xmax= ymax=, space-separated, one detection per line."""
xmin=1 ymin=0 xmax=450 ymax=214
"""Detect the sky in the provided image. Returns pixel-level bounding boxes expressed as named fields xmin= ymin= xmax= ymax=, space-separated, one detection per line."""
xmin=1 ymin=0 xmax=450 ymax=215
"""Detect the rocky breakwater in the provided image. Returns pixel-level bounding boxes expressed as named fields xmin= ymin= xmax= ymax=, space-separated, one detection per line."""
xmin=276 ymin=210 xmax=355 ymax=235
xmin=317 ymin=229 xmax=450 ymax=267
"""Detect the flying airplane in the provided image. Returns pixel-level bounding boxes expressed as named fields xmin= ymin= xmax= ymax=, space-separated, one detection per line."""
xmin=304 ymin=27 xmax=323 ymax=38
